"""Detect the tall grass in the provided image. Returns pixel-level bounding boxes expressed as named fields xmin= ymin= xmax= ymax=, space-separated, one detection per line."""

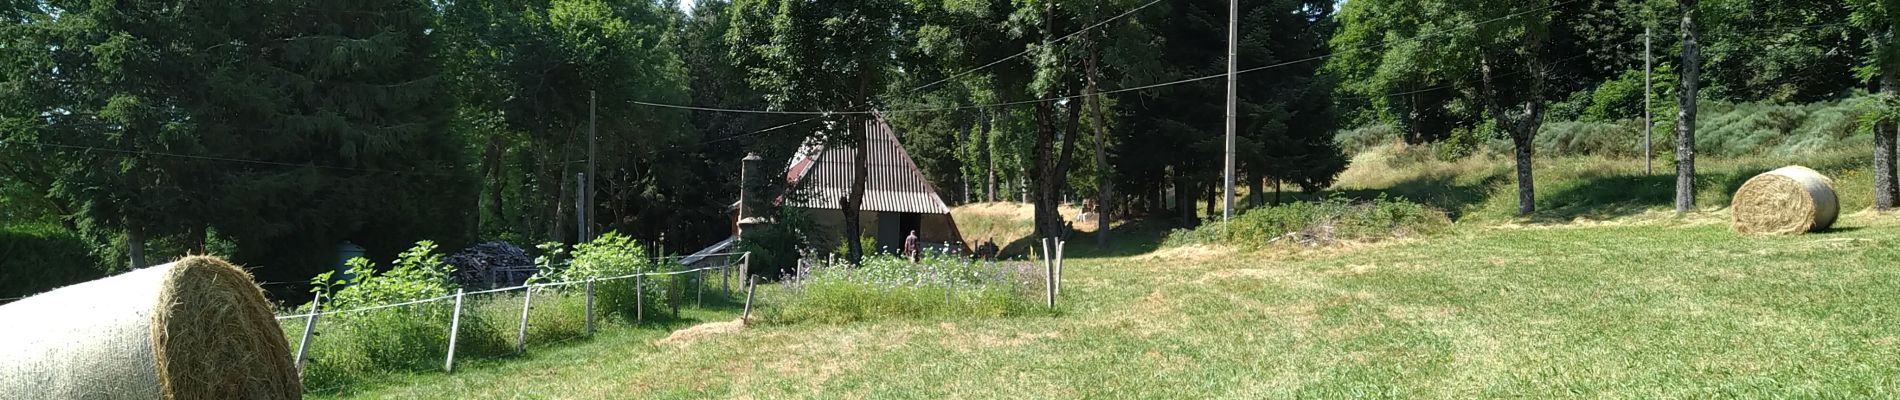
xmin=764 ymin=254 xmax=1044 ymax=324
xmin=1165 ymin=197 xmax=1451 ymax=249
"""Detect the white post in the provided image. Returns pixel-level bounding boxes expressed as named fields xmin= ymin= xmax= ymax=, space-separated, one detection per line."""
xmin=294 ymin=292 xmax=322 ymax=377
xmin=696 ymin=269 xmax=705 ymax=308
xmin=1042 ymin=238 xmax=1055 ymax=308
xmin=635 ymin=275 xmax=645 ymax=323
xmin=741 ymin=275 xmax=759 ymax=320
xmin=585 ymin=278 xmax=596 ymax=336
xmin=445 ymin=288 xmax=465 ymax=372
xmin=515 ymin=287 xmax=534 ymax=354
xmin=1055 ymin=239 xmax=1066 ymax=297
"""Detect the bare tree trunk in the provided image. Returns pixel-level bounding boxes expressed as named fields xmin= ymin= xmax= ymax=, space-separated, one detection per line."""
xmin=1676 ymin=0 xmax=1700 ymax=214
xmin=1029 ymin=2 xmax=1061 ymax=239
xmin=1088 ymin=44 xmax=1112 ymax=246
xmin=551 ymin=158 xmax=571 ymax=243
xmin=1175 ymin=169 xmax=1196 ymax=227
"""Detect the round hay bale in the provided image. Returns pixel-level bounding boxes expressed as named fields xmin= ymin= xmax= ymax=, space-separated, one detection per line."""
xmin=0 ymin=256 xmax=301 ymax=399
xmin=1732 ymin=166 xmax=1839 ymax=235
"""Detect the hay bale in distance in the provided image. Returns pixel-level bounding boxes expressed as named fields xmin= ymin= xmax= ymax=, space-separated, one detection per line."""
xmin=1732 ymin=166 xmax=1839 ymax=235
xmin=0 ymin=256 xmax=301 ymax=399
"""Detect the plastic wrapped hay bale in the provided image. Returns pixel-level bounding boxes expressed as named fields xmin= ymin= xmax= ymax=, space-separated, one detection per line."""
xmin=1731 ymin=166 xmax=1839 ymax=235
xmin=0 ymin=256 xmax=301 ymax=399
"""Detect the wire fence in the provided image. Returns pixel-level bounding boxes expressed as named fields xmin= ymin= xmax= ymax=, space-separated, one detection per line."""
xmin=279 ymin=252 xmax=753 ymax=393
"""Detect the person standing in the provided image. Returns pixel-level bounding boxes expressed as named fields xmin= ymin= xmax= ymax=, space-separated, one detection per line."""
xmin=904 ymin=230 xmax=921 ymax=263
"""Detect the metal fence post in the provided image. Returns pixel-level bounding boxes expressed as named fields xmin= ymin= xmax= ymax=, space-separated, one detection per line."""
xmin=635 ymin=275 xmax=645 ymax=323
xmin=696 ymin=268 xmax=705 ymax=308
xmin=294 ymin=292 xmax=323 ymax=378
xmin=445 ymin=288 xmax=465 ymax=372
xmin=515 ymin=287 xmax=534 ymax=354
xmin=585 ymin=278 xmax=596 ymax=336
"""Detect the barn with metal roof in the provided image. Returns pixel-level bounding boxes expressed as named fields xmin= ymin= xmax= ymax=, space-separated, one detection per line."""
xmin=778 ymin=115 xmax=966 ymax=253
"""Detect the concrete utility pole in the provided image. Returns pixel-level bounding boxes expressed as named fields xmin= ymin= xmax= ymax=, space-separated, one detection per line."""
xmin=1644 ymin=27 xmax=1654 ymax=175
xmin=586 ymin=91 xmax=598 ymax=241
xmin=1222 ymin=0 xmax=1237 ymax=222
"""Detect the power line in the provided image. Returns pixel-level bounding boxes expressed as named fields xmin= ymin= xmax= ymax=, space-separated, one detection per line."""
xmin=0 ymin=139 xmax=460 ymax=176
xmin=635 ymin=0 xmax=1584 ymax=117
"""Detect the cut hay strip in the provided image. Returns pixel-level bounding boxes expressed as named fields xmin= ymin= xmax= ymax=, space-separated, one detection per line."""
xmin=1732 ymin=166 xmax=1839 ymax=235
xmin=0 ymin=256 xmax=301 ymax=399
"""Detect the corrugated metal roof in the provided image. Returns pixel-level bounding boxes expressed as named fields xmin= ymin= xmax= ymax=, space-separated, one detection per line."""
xmin=783 ymin=116 xmax=952 ymax=215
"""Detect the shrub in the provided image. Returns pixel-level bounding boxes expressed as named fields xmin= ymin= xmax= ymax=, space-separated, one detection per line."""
xmin=298 ymin=241 xmax=508 ymax=390
xmin=0 ymin=225 xmax=106 ymax=300
xmin=766 ymin=253 xmax=1041 ymax=324
xmin=1165 ymin=197 xmax=1450 ymax=249
xmin=532 ymin=232 xmax=671 ymax=323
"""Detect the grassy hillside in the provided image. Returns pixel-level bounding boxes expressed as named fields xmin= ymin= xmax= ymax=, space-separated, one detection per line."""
xmin=306 ymin=147 xmax=1900 ymax=398
xmin=1328 ymin=145 xmax=1873 ymax=222
xmin=316 ymin=215 xmax=1900 ymax=398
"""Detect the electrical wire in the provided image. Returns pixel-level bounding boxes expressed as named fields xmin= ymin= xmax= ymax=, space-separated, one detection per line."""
xmin=903 ymin=0 xmax=1167 ymax=95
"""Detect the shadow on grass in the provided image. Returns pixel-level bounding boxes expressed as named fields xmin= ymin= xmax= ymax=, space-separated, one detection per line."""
xmin=1325 ymin=173 xmax=1507 ymax=221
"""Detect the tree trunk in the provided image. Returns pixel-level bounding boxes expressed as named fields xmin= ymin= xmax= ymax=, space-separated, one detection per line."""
xmin=1174 ymin=169 xmax=1196 ymax=227
xmin=1479 ymin=48 xmax=1545 ymax=216
xmin=1273 ymin=179 xmax=1283 ymax=205
xmin=1877 ymin=40 xmax=1898 ymax=211
xmin=1248 ymin=171 xmax=1265 ymax=208
xmin=551 ymin=158 xmax=571 ymax=243
xmin=127 ymin=224 xmax=147 ymax=269
xmin=843 ymin=116 xmax=870 ymax=264
xmin=1088 ymin=44 xmax=1112 ymax=246
xmin=1031 ymin=95 xmax=1056 ymax=237
xmin=1204 ymin=182 xmax=1217 ymax=220
xmin=1676 ymin=0 xmax=1700 ymax=214
xmin=483 ymin=136 xmax=505 ymax=229
xmin=984 ymin=113 xmax=996 ymax=203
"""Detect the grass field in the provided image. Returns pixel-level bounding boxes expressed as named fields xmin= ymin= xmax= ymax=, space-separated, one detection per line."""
xmin=316 ymin=212 xmax=1900 ymax=398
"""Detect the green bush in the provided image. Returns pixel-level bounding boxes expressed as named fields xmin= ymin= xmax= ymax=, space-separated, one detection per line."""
xmin=533 ymin=232 xmax=672 ymax=323
xmin=1165 ymin=197 xmax=1450 ymax=249
xmin=297 ymin=241 xmax=509 ymax=390
xmin=766 ymin=253 xmax=1041 ymax=324
xmin=0 ymin=225 xmax=106 ymax=299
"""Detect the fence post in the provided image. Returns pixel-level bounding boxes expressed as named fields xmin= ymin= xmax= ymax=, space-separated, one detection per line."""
xmin=741 ymin=275 xmax=759 ymax=321
xmin=585 ymin=278 xmax=596 ymax=336
xmin=1055 ymin=239 xmax=1066 ymax=297
xmin=515 ymin=287 xmax=534 ymax=355
xmin=721 ymin=259 xmax=731 ymax=297
xmin=445 ymin=288 xmax=465 ymax=372
xmin=695 ymin=268 xmax=704 ymax=308
xmin=635 ymin=275 xmax=644 ymax=323
xmin=294 ymin=292 xmax=322 ymax=378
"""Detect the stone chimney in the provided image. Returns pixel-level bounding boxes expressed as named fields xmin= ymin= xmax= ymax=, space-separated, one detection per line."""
xmin=737 ymin=152 xmax=772 ymax=231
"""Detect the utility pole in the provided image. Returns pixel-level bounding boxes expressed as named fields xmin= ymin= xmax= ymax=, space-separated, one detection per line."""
xmin=1644 ymin=27 xmax=1654 ymax=175
xmin=1222 ymin=0 xmax=1237 ymax=222
xmin=586 ymin=91 xmax=598 ymax=241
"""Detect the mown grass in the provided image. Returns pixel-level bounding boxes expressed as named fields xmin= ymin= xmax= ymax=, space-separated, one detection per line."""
xmin=314 ymin=212 xmax=1900 ymax=398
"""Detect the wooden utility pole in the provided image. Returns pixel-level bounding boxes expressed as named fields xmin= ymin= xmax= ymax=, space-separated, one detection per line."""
xmin=586 ymin=91 xmax=597 ymax=241
xmin=1222 ymin=0 xmax=1237 ymax=223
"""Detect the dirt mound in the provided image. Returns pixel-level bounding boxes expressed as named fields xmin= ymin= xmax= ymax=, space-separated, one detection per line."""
xmin=656 ymin=318 xmax=747 ymax=345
